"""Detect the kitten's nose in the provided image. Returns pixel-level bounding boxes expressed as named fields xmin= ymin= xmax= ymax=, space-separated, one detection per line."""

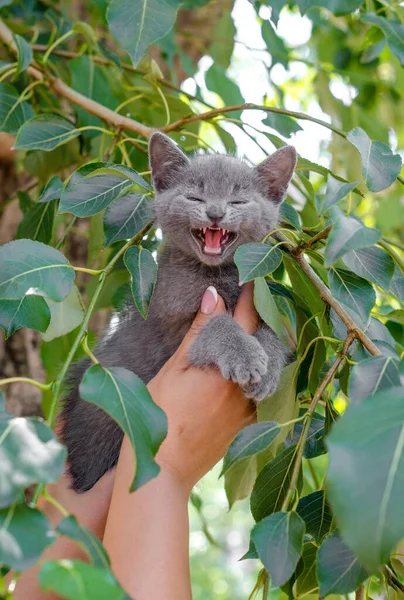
xmin=206 ymin=204 xmax=225 ymax=222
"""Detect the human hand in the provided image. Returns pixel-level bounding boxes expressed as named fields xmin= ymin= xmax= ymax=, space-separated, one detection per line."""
xmin=148 ymin=283 xmax=258 ymax=495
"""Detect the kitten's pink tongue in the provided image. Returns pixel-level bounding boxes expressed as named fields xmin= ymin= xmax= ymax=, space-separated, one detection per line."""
xmin=205 ymin=228 xmax=222 ymax=253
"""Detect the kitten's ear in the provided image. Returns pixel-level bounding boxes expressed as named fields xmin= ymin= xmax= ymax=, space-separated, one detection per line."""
xmin=255 ymin=145 xmax=297 ymax=204
xmin=149 ymin=132 xmax=189 ymax=192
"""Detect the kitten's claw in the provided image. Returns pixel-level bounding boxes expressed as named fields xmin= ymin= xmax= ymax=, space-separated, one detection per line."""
xmin=218 ymin=336 xmax=268 ymax=386
xmin=242 ymin=362 xmax=282 ymax=402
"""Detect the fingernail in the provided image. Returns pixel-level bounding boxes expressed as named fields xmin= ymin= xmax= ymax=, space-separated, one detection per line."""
xmin=201 ymin=286 xmax=218 ymax=314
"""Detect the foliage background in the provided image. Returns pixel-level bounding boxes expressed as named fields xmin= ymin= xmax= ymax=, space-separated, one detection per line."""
xmin=0 ymin=0 xmax=403 ymax=599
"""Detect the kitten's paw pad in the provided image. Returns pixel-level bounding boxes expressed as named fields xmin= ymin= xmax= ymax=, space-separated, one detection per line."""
xmin=243 ymin=368 xmax=280 ymax=402
xmin=220 ymin=337 xmax=268 ymax=386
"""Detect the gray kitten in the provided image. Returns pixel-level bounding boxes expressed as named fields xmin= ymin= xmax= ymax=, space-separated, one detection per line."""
xmin=60 ymin=132 xmax=296 ymax=492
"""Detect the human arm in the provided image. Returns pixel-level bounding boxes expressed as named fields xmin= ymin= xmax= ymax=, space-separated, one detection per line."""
xmin=102 ymin=284 xmax=257 ymax=599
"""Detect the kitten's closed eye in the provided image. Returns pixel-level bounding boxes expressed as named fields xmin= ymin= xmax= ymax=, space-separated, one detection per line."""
xmin=187 ymin=196 xmax=204 ymax=203
xmin=230 ymin=200 xmax=248 ymax=205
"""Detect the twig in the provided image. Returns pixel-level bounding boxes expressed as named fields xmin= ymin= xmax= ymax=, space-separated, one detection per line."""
xmin=0 ymin=18 xmax=152 ymax=138
xmin=355 ymin=584 xmax=364 ymax=600
xmin=384 ymin=566 xmax=404 ymax=594
xmin=276 ymin=232 xmax=381 ymax=356
xmin=281 ymin=332 xmax=356 ymax=511
xmin=294 ymin=226 xmax=332 ymax=256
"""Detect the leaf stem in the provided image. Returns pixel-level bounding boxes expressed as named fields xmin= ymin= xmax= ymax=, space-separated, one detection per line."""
xmin=378 ymin=239 xmax=404 ymax=273
xmin=293 ymin=225 xmax=332 ymax=256
xmin=42 ymin=30 xmax=75 ymax=65
xmin=56 ymin=216 xmax=77 ymax=249
xmin=154 ymin=84 xmax=171 ymax=127
xmin=82 ymin=334 xmax=99 ymax=365
xmin=384 ymin=566 xmax=404 ymax=594
xmin=42 ymin=490 xmax=69 ymax=517
xmin=0 ymin=377 xmax=52 ymax=391
xmin=281 ymin=333 xmax=356 ymax=511
xmin=73 ymin=266 xmax=104 ymax=276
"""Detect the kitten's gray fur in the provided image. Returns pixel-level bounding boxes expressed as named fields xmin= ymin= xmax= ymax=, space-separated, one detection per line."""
xmin=60 ymin=133 xmax=297 ymax=492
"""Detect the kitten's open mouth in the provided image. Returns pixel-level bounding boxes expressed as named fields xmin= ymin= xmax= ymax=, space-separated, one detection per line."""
xmin=191 ymin=227 xmax=238 ymax=256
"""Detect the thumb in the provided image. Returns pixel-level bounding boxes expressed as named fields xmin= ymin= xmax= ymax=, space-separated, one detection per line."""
xmin=178 ymin=286 xmax=226 ymax=355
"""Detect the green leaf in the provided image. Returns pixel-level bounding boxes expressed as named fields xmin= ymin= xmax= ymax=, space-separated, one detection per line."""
xmin=390 ymin=267 xmax=404 ymax=302
xmin=326 ymin=386 xmax=404 ymax=571
xmin=295 ymin=543 xmax=318 ymax=596
xmin=225 ymin=455 xmax=257 ymax=509
xmin=104 ymin=192 xmax=153 ymax=246
xmin=41 ymin=286 xmax=85 ymax=342
xmin=15 ymin=114 xmax=81 ymax=152
xmin=297 ymin=0 xmax=364 ymax=16
xmin=254 ymin=277 xmax=288 ymax=347
xmin=222 ymin=421 xmax=282 ymax=477
xmin=0 ymin=83 xmax=34 ymax=134
xmin=348 ymin=356 xmax=401 ymax=404
xmin=209 ymin=11 xmax=235 ymax=69
xmin=107 ymin=0 xmax=181 ymax=67
xmin=0 ymin=240 xmax=75 ymax=302
xmin=250 ymin=445 xmax=301 ymax=521
xmin=297 ymin=491 xmax=333 ymax=544
xmin=342 ymin=247 xmax=394 ymax=291
xmin=325 ymin=212 xmax=381 ymax=266
xmin=362 ymin=14 xmax=404 ymax=66
xmin=79 ymin=364 xmax=167 ymax=490
xmin=57 ymin=516 xmax=110 ymax=569
xmin=317 ymin=532 xmax=369 ymax=596
xmin=322 ymin=175 xmax=359 ymax=213
xmin=288 ymin=413 xmax=326 ymax=460
xmin=16 ymin=199 xmax=56 ymax=244
xmin=257 ymin=361 xmax=299 ymax=460
xmin=12 ymin=34 xmax=32 ymax=77
xmin=283 ymin=256 xmax=324 ymax=314
xmin=279 ymin=202 xmax=301 ymax=230
xmin=124 ymin=246 xmax=157 ymax=319
xmin=60 ymin=163 xmax=149 ymax=218
xmin=39 ymin=560 xmax=130 ymax=600
xmin=261 ymin=20 xmax=289 ymax=68
xmin=0 ymin=295 xmax=50 ymax=339
xmin=0 ymin=504 xmax=55 ymax=570
xmin=0 ymin=408 xmax=66 ymax=507
xmin=347 ymin=127 xmax=402 ymax=192
xmin=205 ymin=64 xmax=245 ymax=119
xmin=235 ymin=243 xmax=283 ymax=284
xmin=328 ymin=268 xmax=375 ymax=323
xmin=38 ymin=176 xmax=64 ymax=204
xmin=251 ymin=511 xmax=305 ymax=587
xmin=263 ymin=113 xmax=302 ymax=139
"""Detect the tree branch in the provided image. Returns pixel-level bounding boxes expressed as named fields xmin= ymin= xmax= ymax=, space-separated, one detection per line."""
xmin=277 ymin=232 xmax=381 ymax=356
xmin=282 ymin=332 xmax=356 ymax=511
xmin=294 ymin=225 xmax=332 ymax=256
xmin=0 ymin=19 xmax=152 ymax=139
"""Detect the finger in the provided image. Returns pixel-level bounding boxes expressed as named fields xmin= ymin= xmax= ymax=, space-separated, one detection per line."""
xmin=233 ymin=281 xmax=259 ymax=334
xmin=178 ymin=286 xmax=226 ymax=355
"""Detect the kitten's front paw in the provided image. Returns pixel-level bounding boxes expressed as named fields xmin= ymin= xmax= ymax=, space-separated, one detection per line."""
xmin=219 ymin=335 xmax=268 ymax=386
xmin=242 ymin=361 xmax=281 ymax=402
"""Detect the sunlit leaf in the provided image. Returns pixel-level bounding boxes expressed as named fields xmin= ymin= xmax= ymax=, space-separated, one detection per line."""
xmin=0 ymin=240 xmax=75 ymax=302
xmin=362 ymin=14 xmax=404 ymax=66
xmin=317 ymin=532 xmax=369 ymax=596
xmin=205 ymin=64 xmax=244 ymax=118
xmin=107 ymin=0 xmax=181 ymax=67
xmin=251 ymin=511 xmax=305 ymax=587
xmin=225 ymin=455 xmax=257 ymax=509
xmin=348 ymin=356 xmax=401 ymax=404
xmin=79 ymin=364 xmax=167 ymax=490
xmin=261 ymin=20 xmax=289 ymax=68
xmin=0 ymin=504 xmax=55 ymax=570
xmin=347 ymin=127 xmax=402 ymax=192
xmin=15 ymin=114 xmax=81 ymax=152
xmin=328 ymin=268 xmax=375 ymax=323
xmin=124 ymin=245 xmax=157 ymax=319
xmin=325 ymin=210 xmax=381 ymax=266
xmin=327 ymin=386 xmax=404 ymax=571
xmin=342 ymin=246 xmax=394 ymax=291
xmin=0 ymin=295 xmax=50 ymax=339
xmin=104 ymin=192 xmax=153 ymax=246
xmin=254 ymin=277 xmax=288 ymax=346
xmin=235 ymin=243 xmax=283 ymax=284
xmin=39 ymin=560 xmax=130 ymax=600
xmin=57 ymin=516 xmax=110 ymax=569
xmin=222 ymin=421 xmax=281 ymax=476
xmin=0 ymin=83 xmax=34 ymax=134
xmin=209 ymin=11 xmax=235 ymax=69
